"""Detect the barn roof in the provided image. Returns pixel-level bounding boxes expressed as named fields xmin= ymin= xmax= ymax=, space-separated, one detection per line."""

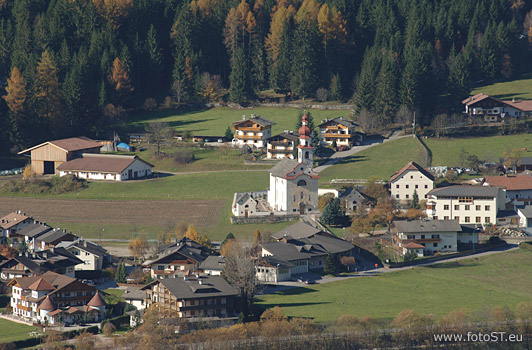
xmin=18 ymin=137 xmax=102 ymax=154
xmin=56 ymin=154 xmax=153 ymax=173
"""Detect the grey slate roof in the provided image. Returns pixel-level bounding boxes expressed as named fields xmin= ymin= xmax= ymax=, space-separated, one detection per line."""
xmin=235 ymin=193 xmax=251 ymax=205
xmin=0 ymin=248 xmax=83 ymax=275
xmin=199 ymin=256 xmax=225 ymax=272
xmin=56 ymin=239 xmax=107 ymax=257
xmin=339 ymin=188 xmax=374 ymax=202
xmin=519 ymin=157 xmax=532 ymax=166
xmin=36 ymin=229 xmax=78 ymax=244
xmin=151 ymin=238 xmax=213 ymax=265
xmin=272 ymin=221 xmax=322 ymax=240
xmin=394 ymin=219 xmax=462 ymax=233
xmin=257 ymin=255 xmax=293 ymax=269
xmin=233 ymin=116 xmax=275 ymax=127
xmin=269 ymin=132 xmax=299 ymax=143
xmin=318 ymin=117 xmax=359 ymax=129
xmin=142 ymin=275 xmax=239 ymax=299
xmin=518 ymin=205 xmax=532 ymax=218
xmin=427 ymin=185 xmax=501 ymax=197
xmin=262 ymin=241 xmax=328 ymax=262
xmin=269 ymin=158 xmax=299 ymax=177
xmin=122 ymin=287 xmax=145 ymax=301
xmin=497 ymin=210 xmax=518 ymax=218
xmin=460 ymin=224 xmax=484 ymax=234
xmin=307 ymin=234 xmax=355 ymax=254
xmin=17 ymin=222 xmax=53 ymax=238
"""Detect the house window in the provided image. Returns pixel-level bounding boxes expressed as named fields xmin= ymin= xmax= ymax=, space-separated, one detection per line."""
xmin=297 ymin=180 xmax=307 ymax=186
xmin=444 ymin=216 xmax=449 ymax=220
xmin=424 ymin=185 xmax=428 ymax=189
xmin=405 ymin=185 xmax=409 ymax=189
xmin=444 ymin=205 xmax=449 ymax=210
xmin=434 ymin=216 xmax=438 ymax=220
xmin=485 ymin=217 xmax=490 ymax=223
xmin=465 ymin=217 xmax=470 ymax=222
xmin=410 ymin=176 xmax=413 ymax=179
xmin=433 ymin=243 xmax=438 ymax=247
xmin=407 ymin=235 xmax=415 ymax=239
xmin=476 ymin=205 xmax=481 ymax=211
xmin=464 ymin=205 xmax=470 ymax=210
xmin=190 ymin=300 xmax=195 ymax=306
xmin=396 ymin=194 xmax=399 ymax=199
xmin=396 ymin=184 xmax=400 ymax=189
xmin=415 ymin=185 xmax=418 ymax=189
xmin=476 ymin=217 xmax=481 ymax=223
xmin=485 ymin=205 xmax=490 ymax=211
xmin=432 ymin=235 xmax=439 ymax=238
xmin=454 ymin=205 xmax=459 ymax=210
xmin=455 ymin=216 xmax=460 ymax=221
xmin=421 ymin=235 xmax=425 ymax=239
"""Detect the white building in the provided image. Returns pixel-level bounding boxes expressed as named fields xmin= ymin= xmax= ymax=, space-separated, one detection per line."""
xmin=426 ymin=186 xmax=506 ymax=226
xmin=56 ymin=239 xmax=108 ymax=271
xmin=318 ymin=117 xmax=364 ymax=148
xmin=267 ymin=115 xmax=319 ymax=214
xmin=390 ymin=161 xmax=434 ymax=202
xmin=232 ymin=115 xmax=275 ymax=148
xmin=0 ymin=211 xmax=33 ymax=244
xmin=482 ymin=175 xmax=532 ymax=206
xmin=255 ymin=256 xmax=293 ymax=283
xmin=199 ymin=256 xmax=225 ymax=276
xmin=463 ymin=93 xmax=532 ymax=123
xmin=57 ymin=153 xmax=153 ymax=181
xmin=393 ymin=219 xmax=480 ymax=257
xmin=122 ymin=287 xmax=147 ymax=310
xmin=232 ymin=191 xmax=268 ymax=217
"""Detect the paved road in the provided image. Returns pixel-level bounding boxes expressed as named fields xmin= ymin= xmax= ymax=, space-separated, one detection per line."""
xmin=261 ymin=244 xmax=518 ymax=294
xmin=314 ymin=130 xmax=411 ymax=173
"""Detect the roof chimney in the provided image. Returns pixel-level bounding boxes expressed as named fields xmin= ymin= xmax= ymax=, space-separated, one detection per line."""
xmin=242 ymin=115 xmax=246 ymax=120
xmin=199 ymin=280 xmax=203 ymax=285
xmin=84 ymin=240 xmax=88 ymax=247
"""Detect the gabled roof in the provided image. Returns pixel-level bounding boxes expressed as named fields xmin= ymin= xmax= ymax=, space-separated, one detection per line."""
xmin=56 ymin=239 xmax=107 ymax=257
xmin=497 ymin=210 xmax=518 ymax=218
xmin=427 ymin=185 xmax=502 ymax=198
xmin=483 ymin=175 xmax=532 ymax=191
xmin=28 ymin=277 xmax=55 ymax=291
xmin=403 ymin=242 xmax=425 ymax=249
xmin=36 ymin=229 xmax=77 ymax=244
xmin=11 ymin=271 xmax=77 ymax=290
xmin=268 ymin=132 xmax=299 ymax=143
xmin=18 ymin=136 xmax=101 ymax=155
xmin=461 ymin=93 xmax=503 ymax=107
xmin=390 ymin=161 xmax=434 ymax=182
xmin=233 ymin=116 xmax=275 ymax=127
xmin=122 ymin=287 xmax=145 ymax=301
xmin=0 ymin=212 xmax=30 ymax=230
xmin=16 ymin=222 xmax=53 ymax=238
xmin=56 ymin=153 xmax=153 ymax=173
xmin=199 ymin=255 xmax=225 ymax=272
xmin=272 ymin=221 xmax=322 ymax=240
xmin=518 ymin=205 xmax=532 ymax=218
xmin=0 ymin=249 xmax=83 ymax=277
xmin=394 ymin=219 xmax=462 ymax=233
xmin=149 ymin=238 xmax=212 ymax=265
xmin=261 ymin=241 xmax=328 ymax=262
xmin=141 ymin=275 xmax=238 ymax=299
xmin=269 ymin=158 xmax=318 ymax=179
xmin=257 ymin=255 xmax=293 ymax=269
xmin=318 ymin=117 xmax=359 ymax=129
xmin=339 ymin=188 xmax=375 ymax=203
xmin=501 ymin=100 xmax=532 ymax=112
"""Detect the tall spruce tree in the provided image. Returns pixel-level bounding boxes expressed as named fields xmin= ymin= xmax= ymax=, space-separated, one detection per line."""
xmin=290 ymin=21 xmax=320 ymax=98
xmin=229 ymin=47 xmax=251 ymax=104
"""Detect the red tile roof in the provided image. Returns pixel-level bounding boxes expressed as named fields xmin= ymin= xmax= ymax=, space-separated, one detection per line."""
xmin=501 ymin=100 xmax=532 ymax=112
xmin=87 ymin=292 xmax=105 ymax=307
xmin=28 ymin=278 xmax=55 ymax=291
xmin=38 ymin=295 xmax=56 ymax=311
xmin=403 ymin=242 xmax=425 ymax=249
xmin=390 ymin=161 xmax=434 ymax=182
xmin=483 ymin=175 xmax=532 ymax=191
xmin=56 ymin=154 xmax=153 ymax=173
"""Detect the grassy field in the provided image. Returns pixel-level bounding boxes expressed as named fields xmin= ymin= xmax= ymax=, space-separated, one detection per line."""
xmin=257 ymin=249 xmax=532 ymax=324
xmin=125 ymin=106 xmax=351 ymax=136
xmin=0 ymin=318 xmax=39 ymax=343
xmin=426 ymin=133 xmax=532 ymax=167
xmin=319 ymin=137 xmax=425 ymax=183
xmin=472 ymin=74 xmax=532 ymax=100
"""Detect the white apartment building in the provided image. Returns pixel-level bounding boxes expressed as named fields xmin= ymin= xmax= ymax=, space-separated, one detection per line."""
xmin=232 ymin=115 xmax=275 ymax=148
xmin=426 ymin=186 xmax=506 ymax=226
xmin=390 ymin=161 xmax=434 ymax=202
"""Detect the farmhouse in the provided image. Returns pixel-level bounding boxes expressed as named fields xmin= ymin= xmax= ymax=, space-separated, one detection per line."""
xmin=0 ymin=211 xmax=33 ymax=244
xmin=390 ymin=161 xmax=434 ymax=202
xmin=318 ymin=117 xmax=364 ymax=148
xmin=462 ymin=93 xmax=532 ymax=123
xmin=142 ymin=275 xmax=239 ymax=319
xmin=426 ymin=185 xmax=506 ymax=226
xmin=9 ymin=271 xmax=105 ymax=325
xmin=57 ymin=153 xmax=153 ymax=181
xmin=18 ymin=136 xmax=102 ymax=175
xmin=145 ymin=238 xmax=213 ymax=279
xmin=482 ymin=175 xmax=532 ymax=205
xmin=232 ymin=115 xmax=275 ymax=148
xmin=339 ymin=188 xmax=375 ymax=213
xmin=266 ymin=131 xmax=299 ymax=160
xmin=517 ymin=206 xmax=532 ymax=228
xmin=393 ymin=219 xmax=480 ymax=257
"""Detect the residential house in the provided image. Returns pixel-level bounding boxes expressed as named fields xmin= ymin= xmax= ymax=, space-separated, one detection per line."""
xmin=122 ymin=286 xmax=146 ymax=310
xmin=482 ymin=175 xmax=532 ymax=205
xmin=232 ymin=115 xmax=275 ymax=148
xmin=142 ymin=275 xmax=239 ymax=319
xmin=390 ymin=161 xmax=435 ymax=202
xmin=35 ymin=229 xmax=78 ymax=251
xmin=199 ymin=256 xmax=225 ymax=276
xmin=18 ymin=137 xmax=102 ymax=175
xmin=57 ymin=153 xmax=153 ymax=181
xmin=232 ymin=191 xmax=267 ymax=217
xmin=9 ymin=271 xmax=104 ymax=325
xmin=0 ymin=248 xmax=82 ymax=280
xmin=0 ymin=211 xmax=33 ymax=245
xmin=426 ymin=185 xmax=506 ymax=226
xmin=259 ymin=221 xmax=355 ymax=281
xmin=16 ymin=221 xmax=53 ymax=251
xmin=266 ymin=132 xmax=299 ymax=160
xmin=393 ymin=219 xmax=480 ymax=257
xmin=462 ymin=93 xmax=532 ymax=123
xmin=255 ymin=256 xmax=293 ymax=283
xmin=144 ymin=238 xmax=213 ymax=279
xmin=339 ymin=188 xmax=374 ymax=213
xmin=517 ymin=206 xmax=532 ymax=228
xmin=56 ymin=239 xmax=108 ymax=271
xmin=318 ymin=117 xmax=364 ymax=148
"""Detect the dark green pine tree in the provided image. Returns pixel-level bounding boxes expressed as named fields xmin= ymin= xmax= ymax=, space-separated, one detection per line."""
xmin=270 ymin=19 xmax=293 ymax=93
xmin=119 ymin=43 xmax=133 ymax=74
xmin=11 ymin=0 xmax=33 ymax=74
xmin=479 ymin=23 xmax=498 ymax=80
xmin=229 ymin=47 xmax=251 ymax=105
xmin=321 ymin=198 xmax=345 ymax=226
xmin=354 ymin=46 xmax=381 ymax=113
xmin=290 ymin=21 xmax=320 ymax=98
xmin=63 ymin=58 xmax=82 ymax=133
xmin=146 ymin=24 xmax=163 ymax=89
xmin=410 ymin=190 xmax=420 ymax=209
xmin=324 ymin=253 xmax=336 ymax=275
xmin=447 ymin=51 xmax=471 ymax=104
xmin=58 ymin=40 xmax=70 ymax=81
xmin=374 ymin=52 xmax=398 ymax=122
xmin=329 ymin=74 xmax=342 ymax=102
xmin=0 ymin=19 xmax=13 ymax=78
xmin=98 ymin=80 xmax=107 ymax=108
xmin=224 ymin=126 xmax=233 ymax=140
xmin=115 ymin=261 xmax=127 ymax=283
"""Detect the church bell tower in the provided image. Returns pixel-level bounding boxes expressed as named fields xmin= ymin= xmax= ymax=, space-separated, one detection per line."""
xmin=297 ymin=114 xmax=314 ymax=165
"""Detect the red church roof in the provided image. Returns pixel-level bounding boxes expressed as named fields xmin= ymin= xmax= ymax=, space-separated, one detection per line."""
xmin=87 ymin=292 xmax=105 ymax=307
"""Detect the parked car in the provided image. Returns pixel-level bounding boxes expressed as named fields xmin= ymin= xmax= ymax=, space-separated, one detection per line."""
xmin=337 ymin=145 xmax=349 ymax=152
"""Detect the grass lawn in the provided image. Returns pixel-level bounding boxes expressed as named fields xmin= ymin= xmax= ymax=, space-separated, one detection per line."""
xmin=124 ymin=106 xmax=351 ymax=136
xmin=318 ymin=137 xmax=425 ymax=183
xmin=257 ymin=249 xmax=532 ymax=324
xmin=471 ymin=74 xmax=532 ymax=100
xmin=426 ymin=133 xmax=532 ymax=167
xmin=0 ymin=318 xmax=39 ymax=343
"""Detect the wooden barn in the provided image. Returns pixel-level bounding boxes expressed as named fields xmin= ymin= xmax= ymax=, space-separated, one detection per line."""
xmin=18 ymin=137 xmax=102 ymax=175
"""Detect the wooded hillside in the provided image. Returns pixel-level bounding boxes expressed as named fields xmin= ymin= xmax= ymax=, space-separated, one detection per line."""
xmin=0 ymin=0 xmax=530 ymax=154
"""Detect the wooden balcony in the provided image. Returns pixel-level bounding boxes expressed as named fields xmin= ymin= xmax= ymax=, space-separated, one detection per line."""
xmin=270 ymin=141 xmax=292 ymax=146
xmin=268 ymin=148 xmax=292 ymax=154
xmin=235 ymin=134 xmax=263 ymax=140
xmin=322 ymin=133 xmax=351 ymax=138
xmin=235 ymin=126 xmax=263 ymax=132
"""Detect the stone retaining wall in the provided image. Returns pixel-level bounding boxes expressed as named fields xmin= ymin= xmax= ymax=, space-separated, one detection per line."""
xmin=230 ymin=214 xmax=301 ymax=224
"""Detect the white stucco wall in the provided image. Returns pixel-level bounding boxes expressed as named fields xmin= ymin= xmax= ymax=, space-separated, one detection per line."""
xmin=391 ymin=169 xmax=434 ymax=201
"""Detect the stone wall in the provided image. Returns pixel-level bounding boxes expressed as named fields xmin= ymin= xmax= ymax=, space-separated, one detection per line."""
xmin=230 ymin=214 xmax=301 ymax=224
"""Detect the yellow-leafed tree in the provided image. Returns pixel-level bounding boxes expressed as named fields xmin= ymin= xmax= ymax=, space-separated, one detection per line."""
xmin=2 ymin=66 xmax=26 ymax=120
xmin=185 ymin=224 xmax=200 ymax=242
xmin=34 ymin=50 xmax=63 ymax=129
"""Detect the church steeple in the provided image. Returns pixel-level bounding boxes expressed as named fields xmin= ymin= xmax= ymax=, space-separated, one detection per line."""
xmin=297 ymin=114 xmax=314 ymax=165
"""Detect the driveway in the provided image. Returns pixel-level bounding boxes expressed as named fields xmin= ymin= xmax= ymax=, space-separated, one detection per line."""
xmin=314 ymin=130 xmax=411 ymax=173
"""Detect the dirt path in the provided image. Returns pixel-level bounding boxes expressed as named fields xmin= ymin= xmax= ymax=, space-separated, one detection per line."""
xmin=0 ymin=197 xmax=224 ymax=227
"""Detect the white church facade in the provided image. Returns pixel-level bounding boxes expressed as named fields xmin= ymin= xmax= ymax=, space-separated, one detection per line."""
xmin=232 ymin=115 xmax=319 ymax=217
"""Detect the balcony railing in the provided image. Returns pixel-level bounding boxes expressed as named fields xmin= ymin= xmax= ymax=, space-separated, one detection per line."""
xmin=235 ymin=127 xmax=263 ymax=132
xmin=235 ymin=135 xmax=263 ymax=140
xmin=322 ymin=133 xmax=352 ymax=138
xmin=268 ymin=148 xmax=292 ymax=154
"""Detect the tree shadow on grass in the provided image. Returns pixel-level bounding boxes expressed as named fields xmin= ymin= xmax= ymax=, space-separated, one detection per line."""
xmin=424 ymin=261 xmax=479 ymax=269
xmin=260 ymin=302 xmax=330 ymax=310
xmin=335 ymin=155 xmax=367 ymax=165
xmin=491 ymin=92 xmax=530 ymax=100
